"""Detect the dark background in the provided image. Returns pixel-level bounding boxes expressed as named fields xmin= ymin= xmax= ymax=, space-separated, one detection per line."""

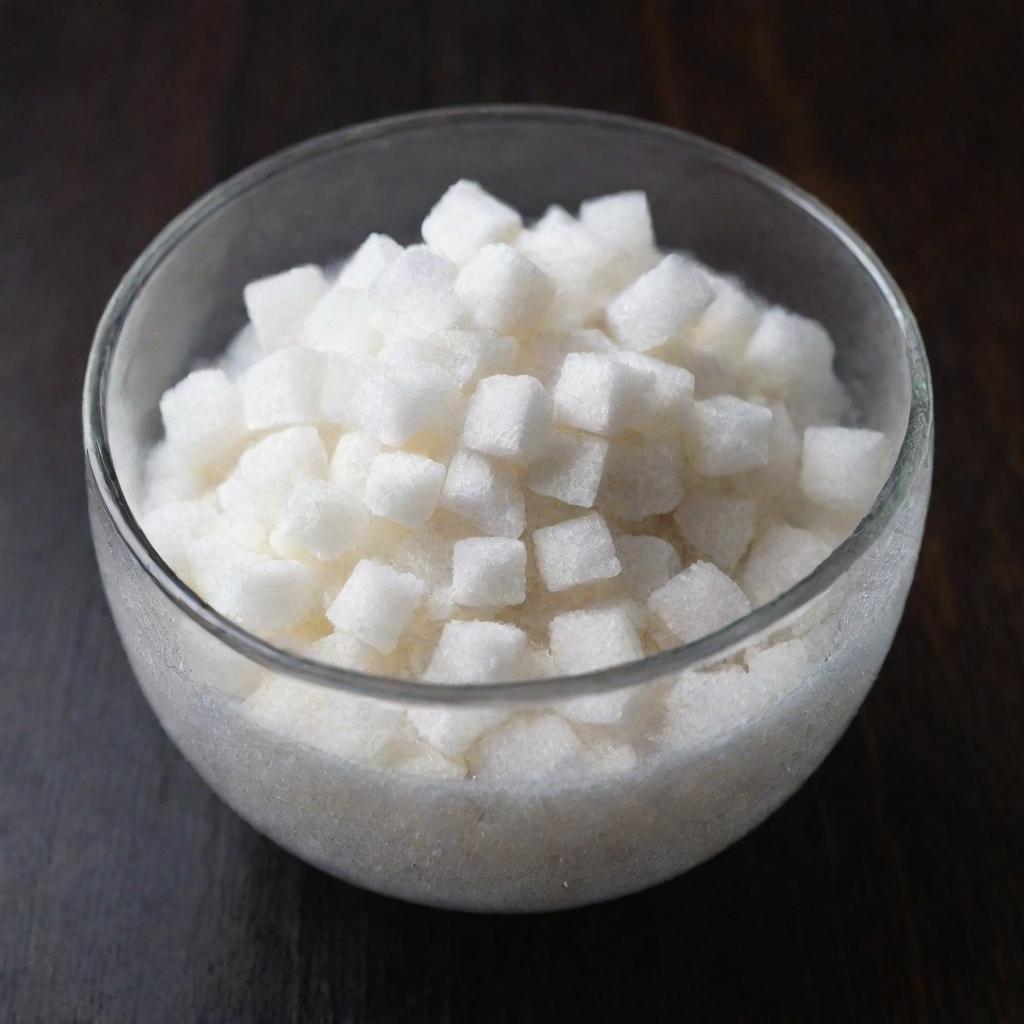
xmin=2 ymin=1 xmax=1022 ymax=1021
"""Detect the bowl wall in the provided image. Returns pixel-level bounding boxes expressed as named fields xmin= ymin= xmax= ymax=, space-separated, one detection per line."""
xmin=86 ymin=108 xmax=932 ymax=911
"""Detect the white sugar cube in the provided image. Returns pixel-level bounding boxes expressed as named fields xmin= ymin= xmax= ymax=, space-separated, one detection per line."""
xmin=142 ymin=442 xmax=206 ymax=508
xmin=735 ymin=400 xmax=801 ymax=498
xmin=320 ymin=355 xmax=374 ymax=427
xmin=421 ymin=179 xmax=522 ymax=264
xmin=408 ymin=706 xmax=508 ymax=761
xmin=368 ymin=244 xmax=463 ymax=336
xmin=597 ymin=439 xmax=684 ymax=520
xmin=617 ymin=352 xmax=696 ymax=437
xmin=269 ymin=479 xmax=369 ymax=561
xmin=607 ymin=254 xmax=714 ymax=351
xmin=159 ymin=368 xmax=246 ymax=465
xmin=326 ymin=559 xmax=426 ymax=654
xmin=307 ymin=629 xmax=388 ymax=676
xmin=461 ymin=374 xmax=553 ymax=464
xmin=304 ymin=288 xmax=384 ymax=358
xmin=648 ymin=561 xmax=751 ymax=644
xmin=440 ymin=449 xmax=525 ymax=538
xmin=451 ymin=537 xmax=527 ymax=607
xmin=364 ymin=451 xmax=446 ymax=528
xmin=246 ymin=673 xmax=403 ymax=764
xmin=741 ymin=308 xmax=835 ymax=397
xmin=393 ymin=742 xmax=464 ymax=780
xmin=673 ymin=491 xmax=758 ymax=573
xmin=328 ymin=431 xmax=384 ymax=499
xmin=533 ymin=513 xmax=620 ymax=592
xmin=614 ymin=534 xmax=682 ymax=600
xmin=380 ymin=329 xmax=518 ymax=390
xmin=142 ymin=497 xmax=219 ymax=576
xmin=200 ymin=555 xmax=318 ymax=634
xmin=217 ymin=426 xmax=328 ymax=524
xmin=526 ymin=431 xmax=608 ymax=508
xmin=744 ymin=638 xmax=809 ymax=700
xmin=579 ymin=190 xmax=655 ymax=259
xmin=244 ymin=265 xmax=329 ymax=350
xmin=519 ymin=326 xmax=618 ymax=386
xmin=469 ymin=714 xmax=585 ymax=782
xmin=352 ymin=359 xmax=461 ymax=447
xmin=455 ymin=243 xmax=555 ymax=334
xmin=549 ymin=605 xmax=643 ymax=675
xmin=799 ymin=426 xmax=890 ymax=513
xmin=218 ymin=323 xmax=262 ymax=380
xmin=424 ymin=620 xmax=531 ymax=682
xmin=690 ymin=396 xmax=773 ymax=476
xmin=689 ymin=272 xmax=761 ymax=359
xmin=239 ymin=347 xmax=325 ymax=430
xmin=740 ymin=524 xmax=832 ymax=604
xmin=516 ymin=210 xmax=628 ymax=321
xmin=335 ymin=233 xmax=403 ymax=291
xmin=552 ymin=352 xmax=646 ymax=437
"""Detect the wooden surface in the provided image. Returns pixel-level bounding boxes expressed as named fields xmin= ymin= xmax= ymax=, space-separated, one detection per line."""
xmin=2 ymin=2 xmax=1022 ymax=1021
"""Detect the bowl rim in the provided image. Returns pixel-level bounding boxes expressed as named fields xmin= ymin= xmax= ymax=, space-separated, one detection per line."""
xmin=83 ymin=103 xmax=933 ymax=706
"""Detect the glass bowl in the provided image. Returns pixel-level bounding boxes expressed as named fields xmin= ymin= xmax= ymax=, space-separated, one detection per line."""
xmin=83 ymin=106 xmax=933 ymax=912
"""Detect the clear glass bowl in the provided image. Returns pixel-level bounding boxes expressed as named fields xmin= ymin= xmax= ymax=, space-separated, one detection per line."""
xmin=83 ymin=106 xmax=933 ymax=912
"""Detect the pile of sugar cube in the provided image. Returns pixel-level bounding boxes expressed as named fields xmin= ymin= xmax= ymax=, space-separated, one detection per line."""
xmin=142 ymin=180 xmax=893 ymax=781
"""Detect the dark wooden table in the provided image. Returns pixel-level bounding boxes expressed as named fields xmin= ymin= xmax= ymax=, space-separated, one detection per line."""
xmin=2 ymin=2 xmax=1022 ymax=1021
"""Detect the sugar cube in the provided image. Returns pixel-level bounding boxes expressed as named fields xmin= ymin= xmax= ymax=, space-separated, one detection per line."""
xmin=526 ymin=431 xmax=608 ymax=508
xmin=552 ymin=352 xmax=646 ymax=437
xmin=734 ymin=400 xmax=801 ymax=499
xmin=239 ymin=347 xmax=325 ymax=430
xmin=613 ymin=351 xmax=695 ymax=437
xmin=648 ymin=561 xmax=751 ymax=644
xmin=606 ymin=254 xmax=714 ymax=351
xmin=519 ymin=326 xmax=618 ymax=386
xmin=469 ymin=714 xmax=585 ymax=782
xmin=308 ymin=629 xmax=388 ymax=676
xmin=352 ymin=359 xmax=461 ymax=447
xmin=461 ymin=374 xmax=553 ymax=464
xmin=799 ymin=426 xmax=890 ymax=513
xmin=740 ymin=524 xmax=832 ymax=604
xmin=690 ymin=396 xmax=773 ymax=476
xmin=328 ymin=431 xmax=384 ymax=499
xmin=368 ymin=244 xmax=463 ymax=336
xmin=335 ymin=233 xmax=403 ymax=291
xmin=614 ymin=534 xmax=682 ymax=600
xmin=269 ymin=479 xmax=369 ymax=561
xmin=217 ymin=426 xmax=328 ymax=524
xmin=379 ymin=329 xmax=518 ymax=390
xmin=246 ymin=673 xmax=404 ymax=764
xmin=597 ymin=439 xmax=684 ymax=520
xmin=673 ymin=491 xmax=758 ymax=573
xmin=516 ymin=211 xmax=630 ymax=322
xmin=141 ymin=497 xmax=219 ymax=576
xmin=408 ymin=705 xmax=508 ymax=761
xmin=549 ymin=605 xmax=643 ymax=675
xmin=533 ymin=513 xmax=620 ymax=592
xmin=455 ymin=243 xmax=555 ymax=334
xmin=421 ymin=179 xmax=522 ymax=265
xmin=451 ymin=537 xmax=527 ymax=608
xmin=142 ymin=441 xmax=207 ymax=508
xmin=199 ymin=554 xmax=318 ymax=634
xmin=159 ymin=368 xmax=246 ymax=465
xmin=364 ymin=451 xmax=446 ymax=528
xmin=424 ymin=620 xmax=531 ymax=682
xmin=440 ymin=449 xmax=525 ymax=538
xmin=304 ymin=287 xmax=384 ymax=358
xmin=579 ymin=190 xmax=656 ymax=259
xmin=218 ymin=323 xmax=262 ymax=380
xmin=326 ymin=559 xmax=426 ymax=654
xmin=244 ymin=265 xmax=329 ymax=350
xmin=689 ymin=272 xmax=761 ymax=360
xmin=741 ymin=308 xmax=835 ymax=397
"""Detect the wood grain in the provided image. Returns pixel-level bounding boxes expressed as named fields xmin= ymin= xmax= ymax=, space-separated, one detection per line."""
xmin=1 ymin=1 xmax=1021 ymax=1020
